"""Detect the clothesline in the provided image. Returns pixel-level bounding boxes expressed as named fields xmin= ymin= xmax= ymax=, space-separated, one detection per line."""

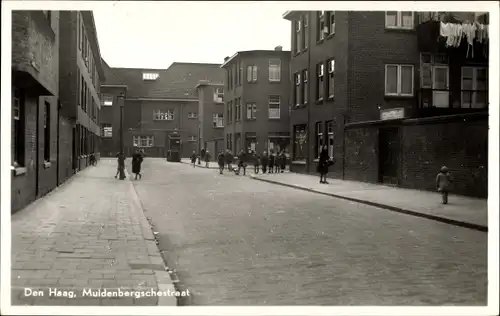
xmin=439 ymin=21 xmax=489 ymax=58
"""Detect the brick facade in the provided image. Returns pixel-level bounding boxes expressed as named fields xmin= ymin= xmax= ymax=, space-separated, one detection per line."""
xmin=196 ymin=82 xmax=225 ymax=155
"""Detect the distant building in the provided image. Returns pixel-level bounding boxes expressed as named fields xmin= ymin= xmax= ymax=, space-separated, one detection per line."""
xmin=100 ymin=62 xmax=224 ymax=158
xmin=283 ymin=11 xmax=488 ymax=197
xmin=221 ymin=47 xmax=292 ymax=155
xmin=195 ymin=80 xmax=225 ymax=156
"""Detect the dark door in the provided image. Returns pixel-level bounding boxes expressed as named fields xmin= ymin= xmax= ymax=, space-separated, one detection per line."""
xmin=35 ymin=101 xmax=40 ymax=197
xmin=378 ymin=127 xmax=400 ymax=185
xmin=72 ymin=127 xmax=77 ymax=173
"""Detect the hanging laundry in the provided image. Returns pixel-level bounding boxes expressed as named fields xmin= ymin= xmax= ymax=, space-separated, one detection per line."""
xmin=463 ymin=23 xmax=477 ymax=58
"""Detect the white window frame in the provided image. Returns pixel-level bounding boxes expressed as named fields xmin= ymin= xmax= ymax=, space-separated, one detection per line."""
xmin=303 ymin=14 xmax=309 ymax=49
xmin=384 ymin=64 xmax=414 ymax=97
xmin=317 ymin=63 xmax=325 ymax=100
xmin=247 ymin=65 xmax=258 ymax=82
xmin=212 ymin=113 xmax=224 ymax=128
xmin=133 ymin=136 xmax=154 ymax=148
xmin=295 ymin=19 xmax=302 ymax=53
xmin=385 ymin=11 xmax=414 ymax=30
xmin=295 ymin=73 xmax=301 ymax=106
xmin=268 ymin=96 xmax=281 ymax=119
xmin=213 ymin=87 xmax=224 ymax=103
xmin=187 ymin=112 xmax=197 ymax=119
xmin=328 ymin=60 xmax=335 ymax=98
xmin=101 ymin=95 xmax=113 ymax=106
xmin=318 ymin=11 xmax=326 ymax=40
xmin=461 ymin=66 xmax=488 ymax=109
xmin=153 ymin=109 xmax=174 ymax=120
xmin=188 ymin=135 xmax=197 ymax=142
xmin=327 ymin=121 xmax=334 ymax=158
xmin=303 ymin=69 xmax=308 ymax=104
xmin=329 ymin=11 xmax=336 ymax=35
xmin=143 ymin=73 xmax=159 ymax=81
xmin=246 ymin=103 xmax=257 ymax=120
xmin=316 ymin=122 xmax=323 ymax=159
xmin=269 ymin=59 xmax=281 ymax=82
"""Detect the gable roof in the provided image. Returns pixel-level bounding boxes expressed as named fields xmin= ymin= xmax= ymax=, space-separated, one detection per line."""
xmin=101 ymin=61 xmax=224 ymax=99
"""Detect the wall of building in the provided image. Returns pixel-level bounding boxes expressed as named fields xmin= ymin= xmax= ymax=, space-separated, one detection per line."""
xmin=343 ymin=114 xmax=488 ymax=198
xmin=58 ymin=115 xmax=75 ymax=184
xmin=199 ymin=84 xmax=225 ymax=154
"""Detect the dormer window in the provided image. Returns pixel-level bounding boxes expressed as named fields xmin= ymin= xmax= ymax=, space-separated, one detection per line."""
xmin=143 ymin=73 xmax=159 ymax=81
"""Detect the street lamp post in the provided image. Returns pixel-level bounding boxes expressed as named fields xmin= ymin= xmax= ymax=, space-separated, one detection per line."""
xmin=118 ymin=93 xmax=126 ymax=180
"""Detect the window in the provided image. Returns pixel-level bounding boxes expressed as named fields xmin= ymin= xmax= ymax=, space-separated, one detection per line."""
xmin=234 ymin=98 xmax=241 ymax=121
xmin=461 ymin=67 xmax=488 ymax=109
xmin=83 ymin=81 xmax=87 ymax=112
xmin=327 ymin=59 xmax=335 ymax=98
xmin=232 ymin=65 xmax=236 ymax=88
xmin=302 ymin=70 xmax=308 ymax=104
xmin=385 ymin=64 xmax=414 ymax=96
xmin=293 ymin=124 xmax=307 ymax=161
xmin=294 ymin=19 xmax=302 ymax=54
xmin=153 ymin=110 xmax=174 ymax=120
xmin=227 ymin=134 xmax=232 ymax=151
xmin=303 ymin=14 xmax=309 ymax=49
xmin=269 ymin=59 xmax=281 ymax=82
xmin=188 ymin=136 xmax=197 ymax=142
xmin=12 ymin=88 xmax=25 ymax=167
xmin=317 ymin=63 xmax=325 ymax=101
xmin=214 ymin=87 xmax=224 ymax=103
xmin=246 ymin=103 xmax=257 ymax=119
xmin=315 ymin=122 xmax=323 ymax=159
xmin=227 ymin=69 xmax=231 ymax=90
xmin=102 ymin=123 xmax=112 ymax=138
xmin=80 ymin=76 xmax=84 ymax=107
xmin=385 ymin=11 xmax=414 ymax=29
xmin=247 ymin=65 xmax=258 ymax=82
xmin=268 ymin=95 xmax=280 ymax=119
xmin=143 ymin=73 xmax=159 ymax=81
xmin=79 ymin=15 xmax=83 ymax=51
xmin=227 ymin=101 xmax=232 ymax=124
xmin=326 ymin=121 xmax=334 ymax=158
xmin=238 ymin=61 xmax=243 ymax=85
xmin=317 ymin=11 xmax=327 ymax=41
xmin=213 ymin=113 xmax=224 ymax=128
xmin=328 ymin=12 xmax=336 ymax=35
xmin=187 ymin=112 xmax=197 ymax=119
xmin=133 ymin=136 xmax=154 ymax=147
xmin=294 ymin=73 xmax=301 ymax=106
xmin=102 ymin=95 xmax=113 ymax=106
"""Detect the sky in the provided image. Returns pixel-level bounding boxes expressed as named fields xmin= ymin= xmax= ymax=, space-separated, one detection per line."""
xmin=93 ymin=2 xmax=291 ymax=69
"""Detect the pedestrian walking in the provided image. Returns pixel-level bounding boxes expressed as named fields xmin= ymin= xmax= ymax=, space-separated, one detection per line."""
xmin=237 ymin=150 xmax=247 ymax=176
xmin=204 ymin=150 xmax=211 ymax=168
xmin=274 ymin=152 xmax=280 ymax=173
xmin=115 ymin=152 xmax=126 ymax=179
xmin=89 ymin=153 xmax=97 ymax=166
xmin=279 ymin=151 xmax=287 ymax=173
xmin=190 ymin=151 xmax=197 ymax=167
xmin=268 ymin=152 xmax=275 ymax=174
xmin=132 ymin=149 xmax=144 ymax=180
xmin=217 ymin=151 xmax=225 ymax=174
xmin=253 ymin=151 xmax=261 ymax=174
xmin=436 ymin=166 xmax=452 ymax=204
xmin=261 ymin=151 xmax=269 ymax=174
xmin=317 ymin=146 xmax=330 ymax=184
xmin=225 ymin=149 xmax=233 ymax=172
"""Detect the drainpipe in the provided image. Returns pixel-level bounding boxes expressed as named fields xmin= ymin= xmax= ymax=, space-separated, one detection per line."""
xmin=306 ymin=12 xmax=312 ymax=173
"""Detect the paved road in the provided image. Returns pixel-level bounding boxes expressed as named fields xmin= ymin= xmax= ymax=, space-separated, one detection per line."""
xmin=128 ymin=158 xmax=487 ymax=306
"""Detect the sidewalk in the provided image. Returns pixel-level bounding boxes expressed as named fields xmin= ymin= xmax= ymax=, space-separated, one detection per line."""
xmin=180 ymin=158 xmax=291 ymax=173
xmin=250 ymin=172 xmax=487 ymax=232
xmin=11 ymin=159 xmax=177 ymax=306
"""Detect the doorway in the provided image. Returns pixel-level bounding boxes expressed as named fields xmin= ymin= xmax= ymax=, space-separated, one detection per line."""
xmin=378 ymin=127 xmax=400 ymax=185
xmin=72 ymin=126 xmax=77 ymax=173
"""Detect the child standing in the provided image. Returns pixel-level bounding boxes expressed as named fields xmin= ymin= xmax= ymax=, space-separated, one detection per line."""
xmin=436 ymin=166 xmax=452 ymax=204
xmin=217 ymin=151 xmax=225 ymax=174
xmin=190 ymin=151 xmax=197 ymax=167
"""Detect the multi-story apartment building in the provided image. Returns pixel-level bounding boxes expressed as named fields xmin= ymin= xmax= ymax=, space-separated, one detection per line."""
xmin=58 ymin=11 xmax=105 ymax=180
xmin=283 ymin=11 xmax=489 ymax=197
xmin=11 ymin=11 xmax=60 ymax=212
xmin=100 ymin=62 xmax=224 ymax=158
xmin=221 ymin=47 xmax=292 ymax=155
xmin=195 ymin=80 xmax=225 ymax=155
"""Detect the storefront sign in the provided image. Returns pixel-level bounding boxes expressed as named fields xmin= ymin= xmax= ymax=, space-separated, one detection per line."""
xmin=380 ymin=108 xmax=405 ymax=121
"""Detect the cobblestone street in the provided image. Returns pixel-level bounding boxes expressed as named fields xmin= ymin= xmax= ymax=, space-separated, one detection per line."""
xmin=11 ymin=159 xmax=176 ymax=306
xmin=130 ymin=158 xmax=488 ymax=305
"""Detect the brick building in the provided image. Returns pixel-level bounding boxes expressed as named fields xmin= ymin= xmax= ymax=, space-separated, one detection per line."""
xmin=58 ymin=11 xmax=105 ymax=180
xmin=283 ymin=11 xmax=488 ymax=197
xmin=221 ymin=48 xmax=292 ymax=156
xmin=100 ymin=62 xmax=224 ymax=158
xmin=11 ymin=11 xmax=60 ymax=213
xmin=195 ymin=80 xmax=225 ymax=156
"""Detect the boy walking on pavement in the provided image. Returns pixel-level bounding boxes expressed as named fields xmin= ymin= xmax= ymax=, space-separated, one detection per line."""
xmin=253 ymin=151 xmax=261 ymax=174
xmin=261 ymin=151 xmax=269 ymax=174
xmin=190 ymin=151 xmax=197 ymax=167
xmin=436 ymin=166 xmax=452 ymax=204
xmin=237 ymin=149 xmax=247 ymax=176
xmin=268 ymin=152 xmax=275 ymax=174
xmin=204 ymin=150 xmax=211 ymax=168
xmin=217 ymin=151 xmax=225 ymax=174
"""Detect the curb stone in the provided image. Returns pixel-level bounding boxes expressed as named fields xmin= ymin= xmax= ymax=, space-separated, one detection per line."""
xmin=249 ymin=175 xmax=487 ymax=233
xmin=124 ymin=167 xmax=179 ymax=306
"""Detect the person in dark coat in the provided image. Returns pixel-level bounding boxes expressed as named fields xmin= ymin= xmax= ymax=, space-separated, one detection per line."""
xmin=274 ymin=152 xmax=280 ymax=173
xmin=115 ymin=152 xmax=126 ymax=179
xmin=217 ymin=151 xmax=225 ymax=174
xmin=237 ymin=150 xmax=247 ymax=175
xmin=253 ymin=151 xmax=261 ymax=174
xmin=225 ymin=149 xmax=233 ymax=171
xmin=132 ymin=149 xmax=144 ymax=180
xmin=279 ymin=151 xmax=287 ymax=173
xmin=190 ymin=151 xmax=197 ymax=167
xmin=204 ymin=150 xmax=211 ymax=168
xmin=268 ymin=152 xmax=275 ymax=174
xmin=261 ymin=151 xmax=269 ymax=174
xmin=317 ymin=146 xmax=330 ymax=184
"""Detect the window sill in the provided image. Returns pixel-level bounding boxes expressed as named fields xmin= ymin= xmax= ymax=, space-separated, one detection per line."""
xmin=44 ymin=161 xmax=51 ymax=169
xmin=246 ymin=118 xmax=257 ymax=121
xmin=247 ymin=81 xmax=258 ymax=84
xmin=384 ymin=95 xmax=414 ymax=100
xmin=313 ymin=159 xmax=319 ymax=163
xmin=12 ymin=167 xmax=27 ymax=177
xmin=268 ymin=80 xmax=282 ymax=84
xmin=213 ymin=127 xmax=224 ymax=129
xmin=325 ymin=33 xmax=335 ymax=40
xmin=384 ymin=27 xmax=414 ymax=33
xmin=291 ymin=160 xmax=307 ymax=165
xmin=317 ymin=39 xmax=325 ymax=45
xmin=327 ymin=95 xmax=335 ymax=101
xmin=315 ymin=98 xmax=324 ymax=105
xmin=268 ymin=118 xmax=281 ymax=120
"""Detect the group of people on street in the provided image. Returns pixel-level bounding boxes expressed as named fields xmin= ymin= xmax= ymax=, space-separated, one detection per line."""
xmin=115 ymin=148 xmax=145 ymax=180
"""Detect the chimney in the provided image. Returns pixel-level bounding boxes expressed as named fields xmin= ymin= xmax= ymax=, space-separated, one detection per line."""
xmin=274 ymin=45 xmax=283 ymax=51
xmin=224 ymin=56 xmax=229 ymax=62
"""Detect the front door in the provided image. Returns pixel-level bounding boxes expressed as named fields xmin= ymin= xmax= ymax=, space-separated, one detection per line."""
xmin=378 ymin=127 xmax=400 ymax=185
xmin=72 ymin=127 xmax=77 ymax=173
xmin=432 ymin=65 xmax=449 ymax=108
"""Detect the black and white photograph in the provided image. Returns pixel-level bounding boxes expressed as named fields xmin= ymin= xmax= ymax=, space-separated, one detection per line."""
xmin=1 ymin=1 xmax=498 ymax=315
